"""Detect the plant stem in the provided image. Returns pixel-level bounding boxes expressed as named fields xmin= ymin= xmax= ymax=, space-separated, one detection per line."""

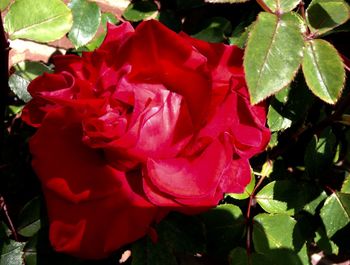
xmin=0 ymin=195 xmax=18 ymax=241
xmin=245 ymin=171 xmax=268 ymax=263
xmin=0 ymin=12 xmax=10 ymax=146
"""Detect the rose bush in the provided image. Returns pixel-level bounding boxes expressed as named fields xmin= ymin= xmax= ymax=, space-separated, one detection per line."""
xmin=22 ymin=20 xmax=270 ymax=259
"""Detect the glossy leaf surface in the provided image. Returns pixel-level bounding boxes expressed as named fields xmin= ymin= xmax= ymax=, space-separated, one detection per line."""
xmin=244 ymin=12 xmax=304 ymax=104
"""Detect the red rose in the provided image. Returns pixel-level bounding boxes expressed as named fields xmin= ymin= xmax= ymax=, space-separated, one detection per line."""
xmin=22 ymin=20 xmax=270 ymax=259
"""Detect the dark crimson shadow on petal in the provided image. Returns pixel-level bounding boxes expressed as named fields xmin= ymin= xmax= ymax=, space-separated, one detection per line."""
xmin=29 ymin=108 xmax=159 ymax=259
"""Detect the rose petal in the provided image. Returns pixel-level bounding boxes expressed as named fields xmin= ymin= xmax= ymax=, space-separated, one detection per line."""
xmin=145 ymin=137 xmax=231 ymax=199
xmin=220 ymin=158 xmax=252 ymax=194
xmin=30 ymin=108 xmax=159 ymax=259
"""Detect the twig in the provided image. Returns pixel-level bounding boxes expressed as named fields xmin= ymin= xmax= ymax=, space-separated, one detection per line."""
xmin=0 ymin=195 xmax=18 ymax=241
xmin=245 ymin=163 xmax=270 ymax=263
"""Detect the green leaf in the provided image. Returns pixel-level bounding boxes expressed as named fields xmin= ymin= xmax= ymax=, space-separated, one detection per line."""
xmin=14 ymin=61 xmax=53 ymax=81
xmin=302 ymin=39 xmax=345 ymax=104
xmin=306 ymin=0 xmax=350 ymax=34
xmin=9 ymin=61 xmax=52 ymax=103
xmin=256 ymin=180 xmax=327 ymax=215
xmin=260 ymin=0 xmax=301 ymax=13
xmin=244 ymin=12 xmax=304 ymax=104
xmin=68 ymin=0 xmax=101 ymax=48
xmin=229 ymin=25 xmax=250 ymax=49
xmin=8 ymin=74 xmax=31 ymax=103
xmin=227 ymin=174 xmax=255 ymax=200
xmin=0 ymin=240 xmax=25 ymax=265
xmin=0 ymin=0 xmax=10 ymax=11
xmin=304 ymin=128 xmax=337 ymax=177
xmin=201 ymin=204 xmax=245 ymax=258
xmin=268 ymin=132 xmax=279 ymax=148
xmin=341 ymin=172 xmax=350 ymax=193
xmin=315 ymin=227 xmax=339 ymax=255
xmin=192 ymin=17 xmax=232 ymax=43
xmin=123 ymin=1 xmax=158 ymax=22
xmin=320 ymin=192 xmax=350 ymax=237
xmin=17 ymin=197 xmax=41 ymax=237
xmin=253 ymin=213 xmax=308 ymax=264
xmin=85 ymin=12 xmax=118 ymax=51
xmin=4 ymin=0 xmax=73 ymax=42
xmin=267 ymin=87 xmax=293 ymax=131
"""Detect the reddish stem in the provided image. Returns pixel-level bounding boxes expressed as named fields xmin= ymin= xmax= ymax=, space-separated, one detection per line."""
xmin=256 ymin=0 xmax=273 ymax=13
xmin=0 ymin=196 xmax=18 ymax=241
xmin=341 ymin=54 xmax=350 ymax=72
xmin=245 ymin=170 xmax=268 ymax=261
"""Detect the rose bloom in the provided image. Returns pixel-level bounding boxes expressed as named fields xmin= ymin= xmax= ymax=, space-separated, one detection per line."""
xmin=22 ymin=20 xmax=270 ymax=259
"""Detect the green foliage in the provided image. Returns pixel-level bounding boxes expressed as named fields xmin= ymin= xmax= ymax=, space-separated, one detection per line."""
xmin=123 ymin=1 xmax=158 ymax=22
xmin=227 ymin=174 xmax=255 ymax=200
xmin=1 ymin=0 xmax=350 ymax=264
xmin=4 ymin=0 xmax=73 ymax=42
xmin=85 ymin=12 xmax=119 ymax=51
xmin=255 ymin=180 xmax=326 ymax=215
xmin=244 ymin=12 xmax=304 ymax=104
xmin=0 ymin=240 xmax=25 ymax=265
xmin=253 ymin=214 xmax=309 ymax=264
xmin=68 ymin=0 xmax=101 ymax=48
xmin=260 ymin=0 xmax=301 ymax=13
xmin=9 ymin=61 xmax=52 ymax=103
xmin=306 ymin=0 xmax=350 ymax=35
xmin=320 ymin=192 xmax=350 ymax=237
xmin=0 ymin=0 xmax=10 ymax=11
xmin=302 ymin=39 xmax=346 ymax=104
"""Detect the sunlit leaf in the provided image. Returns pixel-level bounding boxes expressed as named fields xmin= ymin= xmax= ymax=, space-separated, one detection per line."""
xmin=302 ymin=39 xmax=345 ymax=104
xmin=256 ymin=180 xmax=327 ymax=215
xmin=8 ymin=74 xmax=31 ymax=102
xmin=253 ymin=213 xmax=309 ymax=264
xmin=306 ymin=0 xmax=350 ymax=34
xmin=320 ymin=192 xmax=350 ymax=237
xmin=341 ymin=172 xmax=350 ymax=193
xmin=0 ymin=240 xmax=25 ymax=265
xmin=123 ymin=1 xmax=158 ymax=22
xmin=4 ymin=0 xmax=72 ymax=42
xmin=259 ymin=0 xmax=301 ymax=13
xmin=68 ymin=0 xmax=101 ymax=48
xmin=14 ymin=61 xmax=53 ymax=81
xmin=0 ymin=0 xmax=10 ymax=11
xmin=244 ymin=12 xmax=304 ymax=104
